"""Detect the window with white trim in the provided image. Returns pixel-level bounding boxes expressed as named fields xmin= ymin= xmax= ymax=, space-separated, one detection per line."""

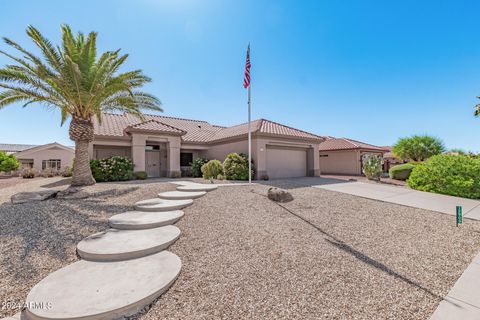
xmin=42 ymin=159 xmax=61 ymax=170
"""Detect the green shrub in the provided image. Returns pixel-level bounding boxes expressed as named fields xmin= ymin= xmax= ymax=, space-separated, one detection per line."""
xmin=134 ymin=171 xmax=148 ymax=180
xmin=223 ymin=153 xmax=251 ymax=181
xmin=362 ymin=154 xmax=384 ymax=180
xmin=407 ymin=154 xmax=480 ymax=199
xmin=389 ymin=163 xmax=417 ymax=180
xmin=90 ymin=156 xmax=134 ymax=182
xmin=0 ymin=150 xmax=19 ymax=173
xmin=191 ymin=157 xmax=209 ymax=178
xmin=201 ymin=160 xmax=223 ymax=179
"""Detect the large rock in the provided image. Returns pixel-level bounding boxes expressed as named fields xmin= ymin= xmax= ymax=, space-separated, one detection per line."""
xmin=11 ymin=190 xmax=58 ymax=204
xmin=267 ymin=187 xmax=294 ymax=203
xmin=56 ymin=187 xmax=90 ymax=200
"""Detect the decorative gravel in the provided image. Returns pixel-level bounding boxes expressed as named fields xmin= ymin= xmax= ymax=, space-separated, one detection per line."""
xmin=1 ymin=178 xmax=480 ymax=319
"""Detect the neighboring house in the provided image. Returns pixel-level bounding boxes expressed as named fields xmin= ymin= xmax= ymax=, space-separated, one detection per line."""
xmin=382 ymin=146 xmax=406 ymax=172
xmin=318 ymin=138 xmax=385 ymax=175
xmin=0 ymin=143 xmax=38 ymax=155
xmin=0 ymin=142 xmax=75 ymax=171
xmin=91 ymin=113 xmax=325 ymax=179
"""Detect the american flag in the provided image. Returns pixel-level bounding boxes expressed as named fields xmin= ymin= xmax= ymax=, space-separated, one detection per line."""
xmin=243 ymin=44 xmax=251 ymax=88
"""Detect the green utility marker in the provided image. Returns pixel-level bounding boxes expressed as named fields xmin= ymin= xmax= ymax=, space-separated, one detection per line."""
xmin=456 ymin=206 xmax=462 ymax=227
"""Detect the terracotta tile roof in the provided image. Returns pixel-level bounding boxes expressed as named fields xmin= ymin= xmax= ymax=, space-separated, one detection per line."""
xmin=319 ymin=138 xmax=385 ymax=152
xmin=94 ymin=113 xmax=223 ymax=142
xmin=125 ymin=120 xmax=186 ymax=135
xmin=209 ymin=119 xmax=325 ymax=142
xmin=94 ymin=113 xmax=324 ymax=143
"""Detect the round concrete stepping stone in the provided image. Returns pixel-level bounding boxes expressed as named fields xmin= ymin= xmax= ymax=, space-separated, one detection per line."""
xmin=158 ymin=190 xmax=206 ymax=200
xmin=176 ymin=184 xmax=218 ymax=192
xmin=109 ymin=210 xmax=184 ymax=230
xmin=135 ymin=198 xmax=193 ymax=212
xmin=77 ymin=225 xmax=180 ymax=261
xmin=24 ymin=251 xmax=181 ymax=320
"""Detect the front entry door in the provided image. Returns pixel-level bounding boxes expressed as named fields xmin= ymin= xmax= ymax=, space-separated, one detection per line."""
xmin=145 ymin=150 xmax=161 ymax=177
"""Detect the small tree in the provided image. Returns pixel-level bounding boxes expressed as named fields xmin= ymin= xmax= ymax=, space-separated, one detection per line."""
xmin=0 ymin=150 xmax=19 ymax=173
xmin=362 ymin=154 xmax=384 ymax=181
xmin=392 ymin=135 xmax=445 ymax=162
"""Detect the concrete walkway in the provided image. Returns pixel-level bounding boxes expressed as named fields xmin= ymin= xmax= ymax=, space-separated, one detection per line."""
xmin=314 ymin=181 xmax=480 ymax=221
xmin=430 ymin=252 xmax=480 ymax=319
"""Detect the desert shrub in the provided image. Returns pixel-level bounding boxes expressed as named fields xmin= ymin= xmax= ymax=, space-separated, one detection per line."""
xmin=21 ymin=168 xmax=36 ymax=178
xmin=223 ymin=153 xmax=250 ymax=181
xmin=134 ymin=171 xmax=148 ymax=180
xmin=61 ymin=166 xmax=73 ymax=177
xmin=408 ymin=154 xmax=480 ymax=199
xmin=392 ymin=135 xmax=445 ymax=162
xmin=40 ymin=168 xmax=58 ymax=178
xmin=0 ymin=150 xmax=19 ymax=173
xmin=217 ymin=174 xmax=225 ymax=180
xmin=191 ymin=157 xmax=209 ymax=178
xmin=389 ymin=163 xmax=417 ymax=180
xmin=90 ymin=156 xmax=134 ymax=182
xmin=362 ymin=154 xmax=384 ymax=180
xmin=201 ymin=160 xmax=223 ymax=179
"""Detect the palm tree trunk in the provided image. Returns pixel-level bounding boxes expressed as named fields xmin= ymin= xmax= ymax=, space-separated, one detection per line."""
xmin=69 ymin=116 xmax=95 ymax=186
xmin=71 ymin=140 xmax=95 ymax=186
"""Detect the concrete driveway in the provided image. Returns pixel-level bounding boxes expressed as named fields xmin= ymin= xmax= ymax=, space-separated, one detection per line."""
xmin=314 ymin=181 xmax=480 ymax=221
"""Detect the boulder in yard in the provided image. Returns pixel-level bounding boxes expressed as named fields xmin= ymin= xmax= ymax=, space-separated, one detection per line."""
xmin=267 ymin=187 xmax=294 ymax=203
xmin=56 ymin=187 xmax=90 ymax=200
xmin=11 ymin=190 xmax=58 ymax=204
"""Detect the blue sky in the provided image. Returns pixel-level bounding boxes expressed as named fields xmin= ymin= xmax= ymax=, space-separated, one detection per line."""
xmin=1 ymin=0 xmax=480 ymax=150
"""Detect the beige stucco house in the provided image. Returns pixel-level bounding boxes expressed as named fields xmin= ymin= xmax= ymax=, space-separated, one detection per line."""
xmin=91 ymin=113 xmax=325 ymax=179
xmin=1 ymin=142 xmax=75 ymax=171
xmin=318 ymin=138 xmax=385 ymax=175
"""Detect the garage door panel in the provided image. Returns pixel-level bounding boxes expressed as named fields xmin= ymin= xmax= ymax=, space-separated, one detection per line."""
xmin=266 ymin=147 xmax=307 ymax=179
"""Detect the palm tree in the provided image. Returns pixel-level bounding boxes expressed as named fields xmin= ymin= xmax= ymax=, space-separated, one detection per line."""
xmin=0 ymin=25 xmax=161 ymax=186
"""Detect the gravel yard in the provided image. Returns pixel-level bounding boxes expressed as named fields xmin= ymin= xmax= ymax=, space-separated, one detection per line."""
xmin=1 ymin=178 xmax=480 ymax=319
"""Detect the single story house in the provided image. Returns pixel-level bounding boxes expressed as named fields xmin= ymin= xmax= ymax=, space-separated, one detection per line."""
xmin=91 ymin=113 xmax=326 ymax=179
xmin=0 ymin=142 xmax=75 ymax=171
xmin=318 ymin=138 xmax=385 ymax=175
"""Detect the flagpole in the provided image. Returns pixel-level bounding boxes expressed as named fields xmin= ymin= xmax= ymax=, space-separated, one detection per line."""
xmin=248 ymin=81 xmax=251 ymax=184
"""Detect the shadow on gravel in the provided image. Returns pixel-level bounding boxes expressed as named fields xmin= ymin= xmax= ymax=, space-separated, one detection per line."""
xmin=0 ymin=196 xmax=131 ymax=281
xmin=250 ymin=189 xmax=458 ymax=307
xmin=90 ymin=187 xmax=139 ymax=199
xmin=258 ymin=177 xmax=350 ymax=190
xmin=40 ymin=178 xmax=72 ymax=188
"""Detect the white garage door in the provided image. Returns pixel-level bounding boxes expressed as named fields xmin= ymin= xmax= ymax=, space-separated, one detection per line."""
xmin=266 ymin=146 xmax=307 ymax=179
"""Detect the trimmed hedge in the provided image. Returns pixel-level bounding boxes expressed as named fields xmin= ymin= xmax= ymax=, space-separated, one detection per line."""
xmin=407 ymin=155 xmax=480 ymax=199
xmin=223 ymin=153 xmax=250 ymax=181
xmin=389 ymin=163 xmax=416 ymax=180
xmin=90 ymin=156 xmax=134 ymax=182
xmin=201 ymin=160 xmax=223 ymax=179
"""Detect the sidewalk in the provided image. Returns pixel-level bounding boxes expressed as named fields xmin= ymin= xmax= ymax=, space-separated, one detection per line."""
xmin=429 ymin=252 xmax=480 ymax=319
xmin=314 ymin=181 xmax=480 ymax=221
